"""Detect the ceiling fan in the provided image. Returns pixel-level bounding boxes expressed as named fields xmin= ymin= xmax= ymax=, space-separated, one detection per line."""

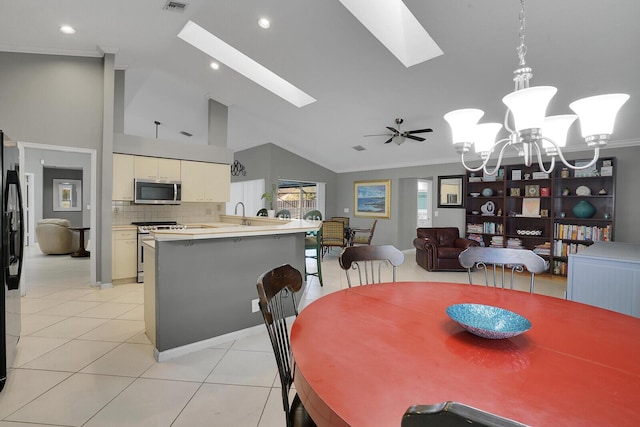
xmin=364 ymin=118 xmax=433 ymax=145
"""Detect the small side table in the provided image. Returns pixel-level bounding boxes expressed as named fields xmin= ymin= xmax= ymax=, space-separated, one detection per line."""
xmin=69 ymin=227 xmax=90 ymax=258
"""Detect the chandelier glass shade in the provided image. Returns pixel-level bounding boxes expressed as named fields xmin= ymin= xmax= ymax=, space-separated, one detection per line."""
xmin=444 ymin=0 xmax=630 ymax=175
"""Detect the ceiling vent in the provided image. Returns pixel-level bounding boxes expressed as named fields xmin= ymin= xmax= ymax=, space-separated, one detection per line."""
xmin=163 ymin=1 xmax=188 ymax=12
xmin=179 ymin=131 xmax=193 ymax=137
xmin=352 ymin=145 xmax=366 ymax=151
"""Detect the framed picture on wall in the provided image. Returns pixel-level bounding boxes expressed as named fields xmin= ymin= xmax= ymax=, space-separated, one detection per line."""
xmin=354 ymin=180 xmax=391 ymax=218
xmin=53 ymin=179 xmax=82 ymax=211
xmin=437 ymin=175 xmax=464 ymax=208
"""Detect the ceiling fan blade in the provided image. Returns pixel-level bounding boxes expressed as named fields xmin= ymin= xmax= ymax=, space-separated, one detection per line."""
xmin=384 ymin=137 xmax=394 ymax=144
xmin=363 ymin=133 xmax=392 ymax=137
xmin=405 ymin=135 xmax=426 ymax=142
xmin=406 ymin=128 xmax=433 ymax=134
xmin=386 ymin=126 xmax=399 ymax=133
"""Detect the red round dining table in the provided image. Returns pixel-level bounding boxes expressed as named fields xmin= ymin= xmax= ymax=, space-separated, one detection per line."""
xmin=290 ymin=282 xmax=640 ymax=427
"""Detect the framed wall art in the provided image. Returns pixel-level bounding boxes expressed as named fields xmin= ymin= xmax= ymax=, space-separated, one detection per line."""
xmin=53 ymin=179 xmax=82 ymax=212
xmin=354 ymin=180 xmax=390 ymax=218
xmin=438 ymin=175 xmax=464 ymax=208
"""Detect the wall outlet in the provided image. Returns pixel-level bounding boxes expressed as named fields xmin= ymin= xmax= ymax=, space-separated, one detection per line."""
xmin=344 ymin=207 xmax=349 ymax=213
xmin=251 ymin=298 xmax=260 ymax=313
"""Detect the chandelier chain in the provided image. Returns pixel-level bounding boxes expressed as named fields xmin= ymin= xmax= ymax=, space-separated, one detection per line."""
xmin=517 ymin=0 xmax=527 ymax=66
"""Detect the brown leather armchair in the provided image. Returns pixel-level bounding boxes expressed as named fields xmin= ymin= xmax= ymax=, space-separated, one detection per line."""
xmin=413 ymin=227 xmax=478 ymax=271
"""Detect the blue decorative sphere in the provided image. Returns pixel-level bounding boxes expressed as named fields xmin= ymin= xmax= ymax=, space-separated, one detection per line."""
xmin=572 ymin=200 xmax=596 ymax=218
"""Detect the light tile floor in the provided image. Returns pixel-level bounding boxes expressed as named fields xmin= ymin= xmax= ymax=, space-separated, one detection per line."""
xmin=0 ymin=245 xmax=566 ymax=426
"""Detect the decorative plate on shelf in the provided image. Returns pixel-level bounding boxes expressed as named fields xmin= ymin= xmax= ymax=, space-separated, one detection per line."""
xmin=516 ymin=229 xmax=543 ymax=236
xmin=446 ymin=303 xmax=531 ymax=339
xmin=576 ymin=185 xmax=591 ymax=196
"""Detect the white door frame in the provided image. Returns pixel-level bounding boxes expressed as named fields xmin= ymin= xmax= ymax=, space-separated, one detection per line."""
xmin=18 ymin=141 xmax=98 ymax=293
xmin=24 ymin=172 xmax=36 ymax=246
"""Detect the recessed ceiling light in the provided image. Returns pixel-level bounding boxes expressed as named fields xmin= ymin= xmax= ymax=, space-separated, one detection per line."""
xmin=178 ymin=21 xmax=316 ymax=108
xmin=257 ymin=18 xmax=271 ymax=29
xmin=59 ymin=25 xmax=76 ymax=35
xmin=209 ymin=61 xmax=220 ymax=70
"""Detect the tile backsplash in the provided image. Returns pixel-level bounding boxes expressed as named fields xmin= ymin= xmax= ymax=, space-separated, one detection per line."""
xmin=112 ymin=201 xmax=225 ymax=225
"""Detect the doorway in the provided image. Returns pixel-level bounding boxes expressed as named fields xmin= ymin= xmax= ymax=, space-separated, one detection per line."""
xmin=18 ymin=141 xmax=97 ymax=294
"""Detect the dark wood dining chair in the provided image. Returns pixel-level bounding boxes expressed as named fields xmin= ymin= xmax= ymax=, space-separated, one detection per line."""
xmin=458 ymin=247 xmax=549 ymax=293
xmin=338 ymin=244 xmax=404 ymax=287
xmin=256 ymin=265 xmax=316 ymax=427
xmin=256 ymin=208 xmax=268 ymax=217
xmin=350 ymin=219 xmax=377 ymax=246
xmin=402 ymin=402 xmax=528 ymax=427
xmin=330 ymin=216 xmax=349 ymax=228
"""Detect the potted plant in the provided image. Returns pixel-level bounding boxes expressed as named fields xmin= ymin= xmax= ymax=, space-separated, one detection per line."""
xmin=261 ymin=183 xmax=277 ymax=217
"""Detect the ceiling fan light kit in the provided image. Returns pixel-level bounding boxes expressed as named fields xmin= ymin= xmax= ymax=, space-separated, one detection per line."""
xmin=444 ymin=0 xmax=629 ymax=175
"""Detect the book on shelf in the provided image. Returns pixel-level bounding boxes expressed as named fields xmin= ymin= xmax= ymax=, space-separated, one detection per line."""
xmin=533 ymin=241 xmax=551 ymax=256
xmin=553 ymin=240 xmax=590 ymax=257
xmin=553 ymin=260 xmax=568 ymax=275
xmin=554 ymin=223 xmax=611 ymax=241
xmin=466 ymin=222 xmax=503 ymax=235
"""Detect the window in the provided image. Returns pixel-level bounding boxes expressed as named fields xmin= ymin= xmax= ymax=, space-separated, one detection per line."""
xmin=277 ymin=180 xmax=318 ymax=219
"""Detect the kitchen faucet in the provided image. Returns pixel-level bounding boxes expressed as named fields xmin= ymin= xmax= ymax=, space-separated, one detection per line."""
xmin=234 ymin=202 xmax=248 ymax=225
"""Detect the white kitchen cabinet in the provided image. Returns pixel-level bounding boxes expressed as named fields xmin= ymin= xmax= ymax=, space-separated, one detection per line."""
xmin=134 ymin=156 xmax=181 ymax=181
xmin=158 ymin=158 xmax=181 ymax=181
xmin=181 ymin=160 xmax=230 ymax=202
xmin=112 ymin=229 xmax=137 ymax=281
xmin=112 ymin=154 xmax=134 ymax=201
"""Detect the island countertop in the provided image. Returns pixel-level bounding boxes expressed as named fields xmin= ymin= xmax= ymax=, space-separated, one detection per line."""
xmin=151 ymin=216 xmax=321 ymax=241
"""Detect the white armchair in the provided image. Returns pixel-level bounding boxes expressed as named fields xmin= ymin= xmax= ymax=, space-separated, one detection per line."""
xmin=35 ymin=218 xmax=79 ymax=255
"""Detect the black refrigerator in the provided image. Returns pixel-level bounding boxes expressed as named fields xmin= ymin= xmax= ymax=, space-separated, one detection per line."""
xmin=0 ymin=130 xmax=24 ymax=392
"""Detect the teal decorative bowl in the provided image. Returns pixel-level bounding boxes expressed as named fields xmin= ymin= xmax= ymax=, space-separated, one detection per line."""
xmin=572 ymin=200 xmax=596 ymax=218
xmin=446 ymin=303 xmax=531 ymax=339
xmin=481 ymin=188 xmax=494 ymax=197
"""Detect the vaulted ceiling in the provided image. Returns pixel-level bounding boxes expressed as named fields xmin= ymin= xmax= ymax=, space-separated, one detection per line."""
xmin=1 ymin=0 xmax=638 ymax=172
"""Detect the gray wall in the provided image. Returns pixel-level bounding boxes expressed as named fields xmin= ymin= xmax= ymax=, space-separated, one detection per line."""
xmin=233 ymin=143 xmax=338 ymax=217
xmin=42 ymin=167 xmax=84 ymax=225
xmin=0 ymin=52 xmax=107 ymax=282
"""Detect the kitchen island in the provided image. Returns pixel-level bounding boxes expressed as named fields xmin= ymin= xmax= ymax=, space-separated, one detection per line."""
xmin=143 ymin=216 xmax=320 ymax=361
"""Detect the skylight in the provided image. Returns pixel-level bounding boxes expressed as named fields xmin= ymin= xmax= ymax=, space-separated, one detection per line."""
xmin=178 ymin=21 xmax=316 ymax=108
xmin=338 ymin=0 xmax=443 ymax=67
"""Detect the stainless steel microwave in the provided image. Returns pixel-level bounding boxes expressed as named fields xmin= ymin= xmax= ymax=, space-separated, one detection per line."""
xmin=134 ymin=179 xmax=181 ymax=204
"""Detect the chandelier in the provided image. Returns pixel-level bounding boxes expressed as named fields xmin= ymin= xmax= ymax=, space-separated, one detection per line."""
xmin=444 ymin=0 xmax=629 ymax=175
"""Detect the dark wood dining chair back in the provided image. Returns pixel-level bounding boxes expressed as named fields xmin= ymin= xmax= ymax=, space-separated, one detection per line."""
xmin=256 ymin=208 xmax=268 ymax=217
xmin=458 ymin=247 xmax=549 ymax=293
xmin=350 ymin=219 xmax=377 ymax=246
xmin=256 ymin=265 xmax=316 ymax=427
xmin=338 ymin=244 xmax=404 ymax=287
xmin=331 ymin=216 xmax=349 ymax=228
xmin=402 ymin=402 xmax=528 ymax=427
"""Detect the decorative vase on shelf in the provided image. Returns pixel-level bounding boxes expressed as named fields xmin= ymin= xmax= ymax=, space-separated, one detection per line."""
xmin=481 ymin=188 xmax=494 ymax=197
xmin=572 ymin=200 xmax=596 ymax=218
